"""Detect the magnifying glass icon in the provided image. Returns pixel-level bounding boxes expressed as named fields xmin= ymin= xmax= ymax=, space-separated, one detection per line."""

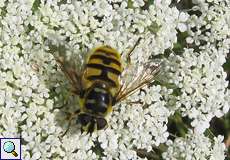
xmin=3 ymin=141 xmax=18 ymax=157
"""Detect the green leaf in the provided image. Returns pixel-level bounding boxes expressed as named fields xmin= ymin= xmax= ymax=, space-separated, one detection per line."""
xmin=32 ymin=0 xmax=41 ymax=12
xmin=127 ymin=0 xmax=134 ymax=8
xmin=223 ymin=58 xmax=230 ymax=71
xmin=148 ymin=22 xmax=161 ymax=34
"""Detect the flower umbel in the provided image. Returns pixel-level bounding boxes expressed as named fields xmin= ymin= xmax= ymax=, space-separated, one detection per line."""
xmin=0 ymin=0 xmax=229 ymax=159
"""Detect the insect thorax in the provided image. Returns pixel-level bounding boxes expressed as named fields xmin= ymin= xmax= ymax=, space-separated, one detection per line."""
xmin=80 ymin=82 xmax=113 ymax=116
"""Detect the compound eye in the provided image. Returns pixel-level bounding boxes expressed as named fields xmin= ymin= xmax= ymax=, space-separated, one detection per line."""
xmin=96 ymin=118 xmax=108 ymax=130
xmin=78 ymin=114 xmax=92 ymax=126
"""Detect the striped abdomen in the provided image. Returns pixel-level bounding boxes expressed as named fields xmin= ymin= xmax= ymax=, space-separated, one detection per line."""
xmin=80 ymin=46 xmax=123 ymax=116
xmin=82 ymin=46 xmax=123 ymax=96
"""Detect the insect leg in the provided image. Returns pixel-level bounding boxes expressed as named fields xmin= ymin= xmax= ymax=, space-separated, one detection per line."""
xmin=125 ymin=37 xmax=142 ymax=65
xmin=126 ymin=100 xmax=143 ymax=105
xmin=60 ymin=109 xmax=81 ymax=137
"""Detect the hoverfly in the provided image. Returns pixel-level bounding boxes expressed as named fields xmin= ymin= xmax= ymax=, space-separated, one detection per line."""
xmin=51 ymin=38 xmax=160 ymax=136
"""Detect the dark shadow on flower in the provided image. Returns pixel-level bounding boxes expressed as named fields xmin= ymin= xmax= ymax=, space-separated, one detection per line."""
xmin=50 ymin=44 xmax=86 ymax=136
xmin=32 ymin=40 xmax=88 ymax=137
xmin=134 ymin=146 xmax=165 ymax=160
xmin=167 ymin=111 xmax=192 ymax=141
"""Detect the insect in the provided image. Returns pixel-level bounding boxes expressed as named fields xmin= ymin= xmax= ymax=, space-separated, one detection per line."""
xmin=52 ymin=38 xmax=160 ymax=136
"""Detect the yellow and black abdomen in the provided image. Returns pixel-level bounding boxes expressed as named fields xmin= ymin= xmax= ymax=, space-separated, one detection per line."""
xmin=82 ymin=46 xmax=123 ymax=96
xmin=80 ymin=46 xmax=123 ymax=117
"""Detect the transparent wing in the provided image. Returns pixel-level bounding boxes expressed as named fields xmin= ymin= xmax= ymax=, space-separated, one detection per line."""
xmin=114 ymin=62 xmax=160 ymax=104
xmin=49 ymin=44 xmax=84 ymax=95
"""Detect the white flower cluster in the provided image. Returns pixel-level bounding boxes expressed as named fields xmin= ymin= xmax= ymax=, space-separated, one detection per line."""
xmin=163 ymin=0 xmax=230 ymax=134
xmin=162 ymin=130 xmax=226 ymax=160
xmin=0 ymin=0 xmax=228 ymax=159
